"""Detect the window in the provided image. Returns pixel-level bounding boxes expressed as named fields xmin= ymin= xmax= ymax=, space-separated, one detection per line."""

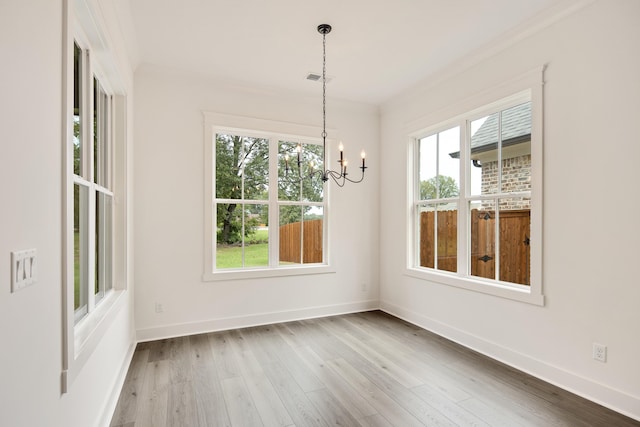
xmin=72 ymin=42 xmax=114 ymax=323
xmin=204 ymin=113 xmax=331 ymax=280
xmin=62 ymin=1 xmax=128 ymax=390
xmin=408 ymin=75 xmax=543 ymax=305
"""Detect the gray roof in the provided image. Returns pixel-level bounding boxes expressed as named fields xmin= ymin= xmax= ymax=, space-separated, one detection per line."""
xmin=450 ymin=101 xmax=531 ymax=158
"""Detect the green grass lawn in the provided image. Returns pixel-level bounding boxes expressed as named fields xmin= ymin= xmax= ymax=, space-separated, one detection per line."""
xmin=216 ymin=228 xmax=271 ymax=268
xmin=216 ymin=242 xmax=269 ymax=268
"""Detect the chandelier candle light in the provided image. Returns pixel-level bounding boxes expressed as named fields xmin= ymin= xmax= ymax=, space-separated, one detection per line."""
xmin=284 ymin=24 xmax=367 ymax=186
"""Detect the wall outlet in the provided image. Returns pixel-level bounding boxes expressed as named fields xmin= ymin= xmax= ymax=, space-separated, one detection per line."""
xmin=593 ymin=343 xmax=607 ymax=362
xmin=11 ymin=249 xmax=37 ymax=292
xmin=155 ymin=303 xmax=164 ymax=313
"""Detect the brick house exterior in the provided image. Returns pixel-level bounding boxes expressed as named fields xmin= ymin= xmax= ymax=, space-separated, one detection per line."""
xmin=480 ymin=154 xmax=531 ymax=209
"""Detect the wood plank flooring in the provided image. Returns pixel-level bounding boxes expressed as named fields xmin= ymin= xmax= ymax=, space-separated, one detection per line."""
xmin=110 ymin=311 xmax=639 ymax=426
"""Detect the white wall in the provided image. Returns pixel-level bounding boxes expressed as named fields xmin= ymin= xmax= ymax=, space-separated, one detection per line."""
xmin=379 ymin=0 xmax=640 ymax=419
xmin=133 ymin=65 xmax=380 ymax=340
xmin=0 ymin=1 xmax=135 ymax=426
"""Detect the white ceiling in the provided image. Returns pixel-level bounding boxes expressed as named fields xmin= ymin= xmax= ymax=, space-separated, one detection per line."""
xmin=113 ymin=0 xmax=583 ymax=105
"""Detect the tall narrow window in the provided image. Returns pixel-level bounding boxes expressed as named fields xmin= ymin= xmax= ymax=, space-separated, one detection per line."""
xmin=63 ymin=4 xmax=127 ymax=393
xmin=72 ymin=42 xmax=114 ymax=323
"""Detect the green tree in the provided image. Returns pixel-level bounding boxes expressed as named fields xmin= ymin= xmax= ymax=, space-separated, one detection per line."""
xmin=215 ymin=135 xmax=325 ymax=244
xmin=216 ymin=134 xmax=269 ymax=244
xmin=420 ymin=175 xmax=459 ymax=200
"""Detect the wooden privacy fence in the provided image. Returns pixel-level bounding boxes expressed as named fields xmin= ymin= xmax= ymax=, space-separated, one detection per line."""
xmin=420 ymin=209 xmax=530 ymax=285
xmin=279 ymin=219 xmax=323 ymax=263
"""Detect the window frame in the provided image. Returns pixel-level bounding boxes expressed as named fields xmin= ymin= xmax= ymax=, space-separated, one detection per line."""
xmin=203 ymin=112 xmax=335 ymax=281
xmin=405 ymin=68 xmax=544 ymax=305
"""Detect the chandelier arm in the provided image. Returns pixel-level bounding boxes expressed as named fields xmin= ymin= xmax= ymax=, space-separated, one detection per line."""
xmin=324 ymin=169 xmax=342 ymax=179
xmin=321 ymin=166 xmax=367 ymax=184
xmin=326 ymin=171 xmax=346 ymax=187
xmin=282 ymin=168 xmax=327 ymax=184
xmin=342 ymin=171 xmax=366 ymax=184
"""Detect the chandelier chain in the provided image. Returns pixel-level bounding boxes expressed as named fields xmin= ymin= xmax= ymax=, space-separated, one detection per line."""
xmin=322 ymin=32 xmax=327 ymax=140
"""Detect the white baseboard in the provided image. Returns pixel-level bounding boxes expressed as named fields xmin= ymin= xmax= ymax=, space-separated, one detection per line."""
xmin=380 ymin=300 xmax=640 ymax=422
xmin=98 ymin=338 xmax=137 ymax=427
xmin=136 ymin=300 xmax=379 ymax=343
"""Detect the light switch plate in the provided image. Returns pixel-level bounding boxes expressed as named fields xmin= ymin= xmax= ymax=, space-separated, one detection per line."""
xmin=11 ymin=249 xmax=37 ymax=292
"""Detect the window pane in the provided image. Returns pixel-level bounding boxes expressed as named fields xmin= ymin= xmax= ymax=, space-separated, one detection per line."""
xmin=74 ymin=183 xmax=89 ymax=320
xmin=94 ymin=78 xmax=110 ymax=188
xmin=278 ymin=141 xmax=324 ymax=202
xmin=279 ymin=205 xmax=302 ymax=265
xmin=278 ymin=141 xmax=301 ymax=201
xmin=498 ymin=197 xmax=531 ymax=285
xmin=216 ymin=202 xmax=242 ymax=269
xmin=242 ymin=137 xmax=269 ymax=201
xmin=437 ymin=127 xmax=460 ymax=199
xmin=277 ymin=204 xmax=322 ymax=265
xmin=216 ymin=202 xmax=242 ymax=244
xmin=216 ymin=244 xmax=242 ymax=270
xmin=93 ymin=77 xmax=98 ymax=183
xmin=302 ymin=143 xmax=324 ymax=202
xmin=216 ymin=134 xmax=242 ymax=200
xmin=216 ymin=202 xmax=269 ymax=269
xmin=470 ymin=200 xmax=496 ymax=280
xmin=95 ymin=192 xmax=113 ymax=302
xmin=303 ymin=207 xmax=323 ymax=264
xmin=418 ymin=204 xmax=435 ymax=268
xmin=244 ymin=204 xmax=269 ymax=268
xmin=418 ymin=203 xmax=457 ymax=272
xmin=501 ymin=102 xmax=532 ymax=194
xmin=419 ymin=127 xmax=460 ymax=200
xmin=436 ymin=202 xmax=457 ymax=273
xmin=216 ymin=134 xmax=268 ymax=200
xmin=73 ymin=42 xmax=83 ymax=177
xmin=470 ymin=113 xmax=499 ymax=196
xmin=418 ymin=135 xmax=437 ymax=200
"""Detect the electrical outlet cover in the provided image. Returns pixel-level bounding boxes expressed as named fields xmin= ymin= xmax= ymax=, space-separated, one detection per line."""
xmin=593 ymin=343 xmax=607 ymax=362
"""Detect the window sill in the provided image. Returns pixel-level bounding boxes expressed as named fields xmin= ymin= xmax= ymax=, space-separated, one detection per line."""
xmin=64 ymin=289 xmax=127 ymax=390
xmin=75 ymin=290 xmax=125 ymax=354
xmin=404 ymin=267 xmax=544 ymax=306
xmin=203 ymin=265 xmax=336 ymax=282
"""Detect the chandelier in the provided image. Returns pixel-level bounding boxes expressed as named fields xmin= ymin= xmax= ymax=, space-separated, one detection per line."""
xmin=284 ymin=24 xmax=367 ymax=187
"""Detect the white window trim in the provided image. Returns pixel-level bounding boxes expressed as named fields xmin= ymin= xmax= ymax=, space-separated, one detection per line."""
xmin=61 ymin=0 xmax=128 ymax=393
xmin=202 ymin=112 xmax=336 ymax=281
xmin=405 ymin=67 xmax=545 ymax=306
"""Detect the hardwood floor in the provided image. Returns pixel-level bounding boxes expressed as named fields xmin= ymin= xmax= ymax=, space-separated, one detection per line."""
xmin=110 ymin=311 xmax=639 ymax=426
